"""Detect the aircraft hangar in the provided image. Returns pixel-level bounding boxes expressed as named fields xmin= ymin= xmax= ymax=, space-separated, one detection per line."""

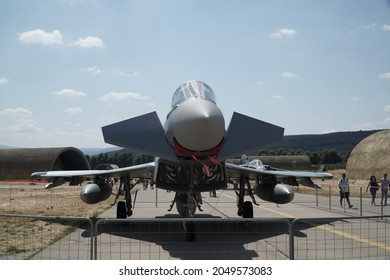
xmin=0 ymin=147 xmax=90 ymax=180
xmin=346 ymin=129 xmax=390 ymax=180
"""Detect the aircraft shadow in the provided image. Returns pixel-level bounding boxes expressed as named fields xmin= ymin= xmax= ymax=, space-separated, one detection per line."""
xmin=87 ymin=215 xmax=346 ymax=260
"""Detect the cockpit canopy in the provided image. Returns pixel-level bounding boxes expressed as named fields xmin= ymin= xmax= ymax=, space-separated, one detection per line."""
xmin=248 ymin=159 xmax=264 ymax=169
xmin=172 ymin=81 xmax=217 ymax=108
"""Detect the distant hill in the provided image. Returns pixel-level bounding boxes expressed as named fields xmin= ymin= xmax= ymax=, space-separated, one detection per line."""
xmin=0 ymin=130 xmax=382 ymax=157
xmin=0 ymin=144 xmax=15 ymax=150
xmin=0 ymin=145 xmax=121 ymax=156
xmin=263 ymin=130 xmax=382 ymax=156
xmin=81 ymin=147 xmax=121 ymax=156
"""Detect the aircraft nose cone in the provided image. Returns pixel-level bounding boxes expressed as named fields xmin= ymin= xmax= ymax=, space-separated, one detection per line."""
xmin=173 ymin=99 xmax=225 ymax=152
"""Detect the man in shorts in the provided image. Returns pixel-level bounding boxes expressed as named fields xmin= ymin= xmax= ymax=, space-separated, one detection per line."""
xmin=338 ymin=173 xmax=353 ymax=208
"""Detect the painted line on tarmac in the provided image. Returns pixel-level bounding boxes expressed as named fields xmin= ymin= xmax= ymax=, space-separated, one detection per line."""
xmin=219 ymin=191 xmax=390 ymax=251
xmin=318 ymin=224 xmax=390 ymax=251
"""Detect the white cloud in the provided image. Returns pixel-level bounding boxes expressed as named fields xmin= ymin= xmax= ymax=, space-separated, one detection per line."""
xmin=378 ymin=72 xmax=390 ymax=80
xmin=98 ymin=92 xmax=148 ymax=101
xmin=18 ymin=29 xmax=63 ymax=45
xmin=382 ymin=25 xmax=390 ymax=31
xmin=0 ymin=78 xmax=8 ymax=85
xmin=18 ymin=29 xmax=104 ymax=49
xmin=53 ymin=89 xmax=86 ymax=97
xmin=0 ymin=119 xmax=43 ymax=134
xmin=64 ymin=107 xmax=83 ymax=115
xmin=281 ymin=72 xmax=298 ymax=78
xmin=273 ymin=95 xmax=282 ymax=100
xmin=0 ymin=107 xmax=32 ymax=117
xmin=61 ymin=0 xmax=91 ymax=4
xmin=73 ymin=36 xmax=103 ymax=48
xmin=363 ymin=23 xmax=377 ymax=30
xmin=82 ymin=66 xmax=101 ymax=74
xmin=384 ymin=105 xmax=390 ymax=112
xmin=351 ymin=97 xmax=361 ymax=102
xmin=113 ymin=69 xmax=139 ymax=78
xmin=270 ymin=28 xmax=297 ymax=38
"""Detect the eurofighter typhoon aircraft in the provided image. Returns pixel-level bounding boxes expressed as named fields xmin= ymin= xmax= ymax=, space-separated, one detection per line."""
xmin=32 ymin=81 xmax=332 ymax=241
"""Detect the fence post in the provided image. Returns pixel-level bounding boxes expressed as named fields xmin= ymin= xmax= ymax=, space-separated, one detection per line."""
xmin=289 ymin=219 xmax=295 ymax=260
xmin=360 ymin=186 xmax=363 ymax=216
xmin=155 ymin=185 xmax=158 ymax=207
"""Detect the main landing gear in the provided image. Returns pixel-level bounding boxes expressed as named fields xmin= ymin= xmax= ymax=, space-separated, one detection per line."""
xmin=235 ymin=176 xmax=258 ymax=218
xmin=114 ymin=176 xmax=138 ymax=219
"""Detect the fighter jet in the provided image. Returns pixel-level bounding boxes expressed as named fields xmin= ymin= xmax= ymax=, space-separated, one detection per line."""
xmin=32 ymin=80 xmax=332 ymax=241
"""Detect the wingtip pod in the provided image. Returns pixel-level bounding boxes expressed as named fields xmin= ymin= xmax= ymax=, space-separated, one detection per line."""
xmin=45 ymin=182 xmax=57 ymax=189
xmin=31 ymin=171 xmax=47 ymax=178
xmin=32 ymin=171 xmax=68 ymax=189
xmin=318 ymin=172 xmax=334 ymax=180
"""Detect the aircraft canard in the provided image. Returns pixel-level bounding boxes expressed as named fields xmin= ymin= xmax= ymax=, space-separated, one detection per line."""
xmin=217 ymin=112 xmax=284 ymax=161
xmin=102 ymin=112 xmax=179 ymax=163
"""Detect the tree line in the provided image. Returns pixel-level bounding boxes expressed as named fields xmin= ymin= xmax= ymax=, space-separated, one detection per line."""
xmin=87 ymin=148 xmax=349 ymax=170
xmin=86 ymin=152 xmax=154 ymax=169
xmin=257 ymin=148 xmax=349 ymax=169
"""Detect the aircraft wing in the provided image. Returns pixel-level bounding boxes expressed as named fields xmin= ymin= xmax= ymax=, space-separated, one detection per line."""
xmin=225 ymin=162 xmax=333 ymax=188
xmin=32 ymin=162 xmax=155 ymax=188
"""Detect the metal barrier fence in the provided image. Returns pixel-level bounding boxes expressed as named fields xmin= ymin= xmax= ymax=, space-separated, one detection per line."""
xmin=291 ymin=216 xmax=390 ymax=259
xmin=1 ymin=214 xmax=389 ymax=260
xmin=301 ymin=186 xmax=390 ymax=217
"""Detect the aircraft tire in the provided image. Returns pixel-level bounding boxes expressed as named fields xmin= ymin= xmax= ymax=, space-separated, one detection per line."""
xmin=242 ymin=201 xmax=253 ymax=218
xmin=116 ymin=201 xmax=127 ymax=219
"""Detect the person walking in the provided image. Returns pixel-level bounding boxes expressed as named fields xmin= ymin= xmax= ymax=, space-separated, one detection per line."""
xmin=338 ymin=173 xmax=353 ymax=208
xmin=366 ymin=175 xmax=380 ymax=205
xmin=379 ymin=173 xmax=389 ymax=206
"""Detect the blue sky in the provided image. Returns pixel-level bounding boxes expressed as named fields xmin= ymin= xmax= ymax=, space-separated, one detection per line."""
xmin=0 ymin=0 xmax=389 ymax=148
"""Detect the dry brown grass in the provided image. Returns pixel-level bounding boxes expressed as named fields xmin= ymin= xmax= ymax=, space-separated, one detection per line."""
xmin=297 ymin=169 xmax=372 ymax=198
xmin=0 ymin=180 xmax=115 ymax=257
xmin=0 ymin=181 xmax=115 ymax=217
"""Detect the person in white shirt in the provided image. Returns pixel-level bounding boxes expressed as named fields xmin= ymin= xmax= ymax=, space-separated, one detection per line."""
xmin=379 ymin=173 xmax=389 ymax=206
xmin=338 ymin=173 xmax=353 ymax=208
